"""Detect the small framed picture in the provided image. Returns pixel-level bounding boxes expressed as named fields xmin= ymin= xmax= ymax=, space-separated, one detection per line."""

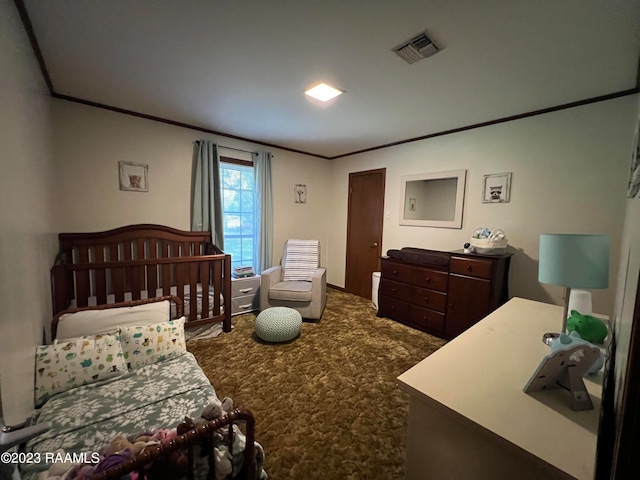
xmin=482 ymin=172 xmax=512 ymax=203
xmin=294 ymin=184 xmax=307 ymax=204
xmin=119 ymin=161 xmax=148 ymax=192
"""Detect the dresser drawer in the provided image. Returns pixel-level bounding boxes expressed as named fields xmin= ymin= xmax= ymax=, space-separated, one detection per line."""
xmin=232 ymin=276 xmax=261 ymax=297
xmin=379 ymin=295 xmax=410 ymax=322
xmin=412 ymin=267 xmax=448 ymax=292
xmin=231 ymin=293 xmax=260 ymax=316
xmin=450 ymin=256 xmax=493 ymax=280
xmin=381 ymin=260 xmax=413 ymax=284
xmin=411 ymin=286 xmax=447 ymax=312
xmin=380 ymin=279 xmax=412 ymax=303
xmin=410 ymin=304 xmax=445 ymax=333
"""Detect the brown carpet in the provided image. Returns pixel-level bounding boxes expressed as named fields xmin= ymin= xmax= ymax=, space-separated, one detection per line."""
xmin=187 ymin=288 xmax=446 ymax=480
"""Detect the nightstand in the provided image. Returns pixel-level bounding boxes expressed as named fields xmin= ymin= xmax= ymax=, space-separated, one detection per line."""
xmin=231 ymin=276 xmax=260 ymax=316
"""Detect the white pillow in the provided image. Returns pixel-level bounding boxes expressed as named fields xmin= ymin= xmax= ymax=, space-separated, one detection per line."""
xmin=35 ymin=333 xmax=127 ymax=407
xmin=57 ymin=300 xmax=171 ymax=340
xmin=119 ymin=317 xmax=187 ymax=370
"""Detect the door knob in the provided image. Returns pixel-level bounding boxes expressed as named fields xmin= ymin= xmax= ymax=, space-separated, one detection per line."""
xmin=371 ymin=242 xmax=378 ymax=248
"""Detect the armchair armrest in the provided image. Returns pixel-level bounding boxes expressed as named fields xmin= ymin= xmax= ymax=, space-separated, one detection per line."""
xmin=311 ymin=267 xmax=327 ymax=307
xmin=260 ymin=266 xmax=283 ymax=311
xmin=260 ymin=266 xmax=283 ymax=288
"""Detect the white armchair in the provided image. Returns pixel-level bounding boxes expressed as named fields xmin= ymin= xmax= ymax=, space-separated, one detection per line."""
xmin=260 ymin=240 xmax=327 ymax=320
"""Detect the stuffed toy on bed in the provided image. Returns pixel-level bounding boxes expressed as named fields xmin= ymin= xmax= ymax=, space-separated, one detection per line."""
xmin=192 ymin=397 xmax=236 ymax=479
xmin=39 ymin=397 xmax=265 ymax=480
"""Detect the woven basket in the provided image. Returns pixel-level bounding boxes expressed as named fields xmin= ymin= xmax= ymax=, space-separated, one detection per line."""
xmin=470 ymin=232 xmax=508 ymax=255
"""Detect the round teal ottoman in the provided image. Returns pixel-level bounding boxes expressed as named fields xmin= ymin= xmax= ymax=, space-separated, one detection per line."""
xmin=255 ymin=307 xmax=302 ymax=342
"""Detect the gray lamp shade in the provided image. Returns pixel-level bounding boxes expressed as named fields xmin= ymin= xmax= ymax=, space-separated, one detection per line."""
xmin=538 ymin=234 xmax=610 ymax=289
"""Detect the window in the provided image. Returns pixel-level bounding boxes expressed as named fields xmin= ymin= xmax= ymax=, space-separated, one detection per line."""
xmin=220 ymin=159 xmax=255 ymax=272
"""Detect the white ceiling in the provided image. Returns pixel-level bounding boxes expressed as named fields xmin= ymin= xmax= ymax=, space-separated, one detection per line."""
xmin=22 ymin=0 xmax=640 ymax=158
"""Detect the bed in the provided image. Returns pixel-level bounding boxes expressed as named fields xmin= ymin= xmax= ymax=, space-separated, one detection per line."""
xmin=22 ymin=296 xmax=266 ymax=480
xmin=50 ymin=224 xmax=232 ymax=336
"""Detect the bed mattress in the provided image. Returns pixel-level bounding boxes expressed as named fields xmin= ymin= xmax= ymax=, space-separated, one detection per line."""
xmin=21 ymin=352 xmax=217 ymax=478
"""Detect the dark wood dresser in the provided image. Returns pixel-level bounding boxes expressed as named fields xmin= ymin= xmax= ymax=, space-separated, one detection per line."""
xmin=378 ymin=249 xmax=511 ymax=339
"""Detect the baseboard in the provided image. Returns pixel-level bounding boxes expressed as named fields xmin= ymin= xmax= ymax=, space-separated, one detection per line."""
xmin=327 ymin=283 xmax=345 ymax=292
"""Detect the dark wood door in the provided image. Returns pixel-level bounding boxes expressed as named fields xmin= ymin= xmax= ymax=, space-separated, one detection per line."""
xmin=445 ymin=274 xmax=491 ymax=337
xmin=345 ymin=168 xmax=385 ymax=299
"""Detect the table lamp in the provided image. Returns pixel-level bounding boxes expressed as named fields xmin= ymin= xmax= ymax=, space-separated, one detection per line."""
xmin=538 ymin=233 xmax=610 ymax=333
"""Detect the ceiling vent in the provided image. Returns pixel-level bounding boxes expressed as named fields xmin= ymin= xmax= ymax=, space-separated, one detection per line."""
xmin=393 ymin=31 xmax=440 ymax=64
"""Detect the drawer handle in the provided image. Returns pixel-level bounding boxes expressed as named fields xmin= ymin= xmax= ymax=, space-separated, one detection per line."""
xmin=466 ymin=265 xmax=472 ymax=271
xmin=238 ymin=304 xmax=252 ymax=309
xmin=425 ymin=277 xmax=430 ymax=282
xmin=239 ymin=288 xmax=253 ymax=294
xmin=424 ymin=297 xmax=429 ymax=304
xmin=391 ymin=288 xmax=397 ymax=293
xmin=392 ymin=270 xmax=398 ymax=274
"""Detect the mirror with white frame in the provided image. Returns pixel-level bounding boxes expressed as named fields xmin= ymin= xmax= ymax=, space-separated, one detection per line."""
xmin=399 ymin=169 xmax=467 ymax=228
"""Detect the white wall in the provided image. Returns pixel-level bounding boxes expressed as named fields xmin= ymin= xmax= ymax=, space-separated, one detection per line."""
xmin=52 ymin=101 xmax=332 ymax=265
xmin=327 ymin=96 xmax=639 ymax=316
xmin=0 ymin=2 xmax=57 ymax=423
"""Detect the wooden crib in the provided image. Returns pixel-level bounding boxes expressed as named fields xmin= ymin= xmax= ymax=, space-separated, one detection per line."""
xmin=50 ymin=224 xmax=232 ymax=336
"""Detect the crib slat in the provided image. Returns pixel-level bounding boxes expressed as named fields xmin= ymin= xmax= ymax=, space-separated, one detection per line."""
xmin=176 ymin=258 xmax=186 ymax=304
xmin=201 ymin=260 xmax=210 ymax=319
xmin=76 ymin=247 xmax=90 ymax=307
xmin=113 ymin=266 xmax=125 ymax=302
xmin=148 ymin=239 xmax=158 ymax=294
xmin=212 ymin=258 xmax=222 ymax=316
xmin=123 ymin=241 xmax=133 ymax=294
xmin=162 ymin=242 xmax=171 ymax=295
xmin=95 ymin=245 xmax=107 ymax=305
xmin=130 ymin=239 xmax=145 ymax=300
xmin=189 ymin=262 xmax=198 ymax=321
xmin=108 ymin=244 xmax=119 ymax=299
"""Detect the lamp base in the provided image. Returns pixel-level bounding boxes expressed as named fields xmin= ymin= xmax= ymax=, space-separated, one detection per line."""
xmin=542 ymin=332 xmax=560 ymax=346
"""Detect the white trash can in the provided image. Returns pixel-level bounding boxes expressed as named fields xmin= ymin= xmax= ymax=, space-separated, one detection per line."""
xmin=372 ymin=272 xmax=381 ymax=310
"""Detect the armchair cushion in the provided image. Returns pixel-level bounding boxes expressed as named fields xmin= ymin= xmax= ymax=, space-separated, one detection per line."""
xmin=269 ymin=281 xmax=313 ymax=302
xmin=282 ymin=239 xmax=320 ymax=282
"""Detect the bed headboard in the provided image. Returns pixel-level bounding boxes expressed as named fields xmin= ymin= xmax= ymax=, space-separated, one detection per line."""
xmin=51 ymin=224 xmax=232 ymax=332
xmin=56 ymin=224 xmax=221 ymax=263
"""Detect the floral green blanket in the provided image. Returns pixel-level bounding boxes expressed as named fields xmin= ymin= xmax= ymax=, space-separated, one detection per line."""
xmin=22 ymin=352 xmax=217 ymax=476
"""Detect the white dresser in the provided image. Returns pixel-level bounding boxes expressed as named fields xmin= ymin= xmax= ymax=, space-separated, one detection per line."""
xmin=398 ymin=297 xmax=603 ymax=480
xmin=231 ymin=276 xmax=260 ymax=316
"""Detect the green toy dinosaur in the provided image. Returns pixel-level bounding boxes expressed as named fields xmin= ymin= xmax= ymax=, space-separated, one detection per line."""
xmin=566 ymin=310 xmax=609 ymax=345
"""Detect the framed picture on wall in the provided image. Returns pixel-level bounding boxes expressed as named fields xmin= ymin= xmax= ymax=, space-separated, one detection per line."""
xmin=294 ymin=184 xmax=307 ymax=204
xmin=482 ymin=172 xmax=512 ymax=203
xmin=119 ymin=161 xmax=149 ymax=192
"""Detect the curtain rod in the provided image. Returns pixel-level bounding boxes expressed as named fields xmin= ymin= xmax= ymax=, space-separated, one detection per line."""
xmin=219 ymin=145 xmax=258 ymax=155
xmin=195 ymin=140 xmax=263 ymax=156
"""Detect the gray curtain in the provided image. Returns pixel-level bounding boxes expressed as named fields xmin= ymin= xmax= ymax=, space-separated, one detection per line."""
xmin=254 ymin=150 xmax=273 ymax=273
xmin=191 ymin=140 xmax=224 ymax=249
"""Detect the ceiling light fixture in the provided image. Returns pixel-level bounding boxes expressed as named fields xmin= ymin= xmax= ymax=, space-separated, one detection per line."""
xmin=305 ymin=83 xmax=344 ymax=102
